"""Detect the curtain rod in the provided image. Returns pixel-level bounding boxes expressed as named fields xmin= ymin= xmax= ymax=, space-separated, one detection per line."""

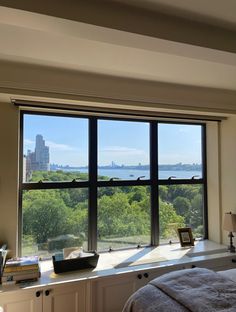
xmin=12 ymin=100 xmax=227 ymax=122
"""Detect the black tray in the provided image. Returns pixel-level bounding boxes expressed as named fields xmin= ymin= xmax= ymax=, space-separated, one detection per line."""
xmin=52 ymin=252 xmax=99 ymax=274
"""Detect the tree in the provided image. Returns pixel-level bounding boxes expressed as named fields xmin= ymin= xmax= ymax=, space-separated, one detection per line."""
xmin=159 ymin=200 xmax=185 ymax=239
xmin=66 ymin=202 xmax=88 ymax=236
xmin=190 ymin=194 xmax=203 ymax=231
xmin=159 ymin=186 xmax=168 ymax=202
xmin=98 ymin=192 xmax=149 ymax=238
xmin=23 ymin=190 xmax=69 ymax=244
xmin=59 ymin=188 xmax=88 ymax=208
xmin=173 ymin=196 xmax=191 ymax=225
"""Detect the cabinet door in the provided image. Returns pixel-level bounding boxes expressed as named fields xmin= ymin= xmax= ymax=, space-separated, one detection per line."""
xmin=0 ymin=288 xmax=42 ymax=312
xmin=43 ymin=280 xmax=87 ymax=312
xmin=191 ymin=255 xmax=236 ymax=272
xmin=142 ymin=265 xmax=186 ymax=286
xmin=92 ymin=275 xmax=137 ymax=312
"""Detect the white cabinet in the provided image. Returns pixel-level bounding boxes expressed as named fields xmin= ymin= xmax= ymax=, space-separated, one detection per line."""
xmin=0 ymin=280 xmax=89 ymax=312
xmin=91 ymin=267 xmax=176 ymax=312
xmin=0 ymin=288 xmax=42 ymax=312
xmin=43 ymin=280 xmax=88 ymax=312
xmin=92 ymin=274 xmax=136 ymax=312
xmin=1 ymin=253 xmax=235 ymax=312
xmin=91 ymin=255 xmax=236 ymax=312
xmin=183 ymin=254 xmax=236 ymax=272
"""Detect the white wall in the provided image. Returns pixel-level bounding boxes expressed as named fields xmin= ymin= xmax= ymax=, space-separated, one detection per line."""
xmin=207 ymin=121 xmax=221 ymax=243
xmin=221 ymin=116 xmax=236 ymax=245
xmin=0 ymin=102 xmax=18 ymax=255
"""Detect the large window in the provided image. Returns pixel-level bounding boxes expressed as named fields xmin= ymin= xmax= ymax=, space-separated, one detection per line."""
xmin=20 ymin=112 xmax=207 ymax=257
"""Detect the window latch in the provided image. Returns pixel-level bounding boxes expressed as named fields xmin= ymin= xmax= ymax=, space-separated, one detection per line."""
xmin=110 ymin=177 xmax=118 ymax=181
xmin=191 ymin=175 xmax=200 ymax=180
xmin=72 ymin=178 xmax=80 ymax=182
xmin=168 ymin=176 xmax=176 ymax=180
xmin=137 ymin=176 xmax=145 ymax=180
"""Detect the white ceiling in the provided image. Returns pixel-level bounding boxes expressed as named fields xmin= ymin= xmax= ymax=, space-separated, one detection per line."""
xmin=0 ymin=5 xmax=236 ymax=94
xmin=114 ymin=0 xmax=236 ymax=30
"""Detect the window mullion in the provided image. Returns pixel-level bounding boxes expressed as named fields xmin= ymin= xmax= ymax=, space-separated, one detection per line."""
xmin=88 ymin=117 xmax=98 ymax=251
xmin=150 ymin=121 xmax=159 ymax=246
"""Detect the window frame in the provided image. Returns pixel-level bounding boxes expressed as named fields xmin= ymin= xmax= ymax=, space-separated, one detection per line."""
xmin=19 ymin=110 xmax=208 ymax=255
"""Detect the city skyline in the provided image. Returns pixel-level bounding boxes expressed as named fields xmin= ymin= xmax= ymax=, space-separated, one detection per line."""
xmin=23 ymin=115 xmax=202 ymax=167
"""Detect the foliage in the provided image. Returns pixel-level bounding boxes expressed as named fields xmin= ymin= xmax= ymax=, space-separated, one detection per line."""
xmin=23 ymin=190 xmax=69 ymax=243
xmin=98 ymin=191 xmax=150 ymax=238
xmin=22 ymin=171 xmax=204 ymax=255
xmin=159 ymin=200 xmax=185 ymax=238
xmin=29 ymin=170 xmax=88 ymax=182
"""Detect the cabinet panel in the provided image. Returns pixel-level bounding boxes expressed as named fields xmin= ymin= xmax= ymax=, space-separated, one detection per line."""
xmin=0 ymin=289 xmax=42 ymax=312
xmin=3 ymin=301 xmax=35 ymax=312
xmin=92 ymin=265 xmax=196 ymax=312
xmin=54 ymin=293 xmax=77 ymax=311
xmin=187 ymin=255 xmax=236 ymax=272
xmin=43 ymin=281 xmax=87 ymax=312
xmin=92 ymin=275 xmax=136 ymax=312
xmin=139 ymin=267 xmax=176 ymax=287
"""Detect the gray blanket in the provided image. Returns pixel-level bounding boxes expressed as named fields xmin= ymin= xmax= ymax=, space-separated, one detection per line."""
xmin=122 ymin=268 xmax=236 ymax=312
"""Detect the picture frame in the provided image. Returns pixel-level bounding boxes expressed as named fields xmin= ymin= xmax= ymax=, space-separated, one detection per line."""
xmin=177 ymin=227 xmax=194 ymax=247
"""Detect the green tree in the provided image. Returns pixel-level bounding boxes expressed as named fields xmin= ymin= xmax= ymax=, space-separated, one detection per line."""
xmin=190 ymin=193 xmax=203 ymax=230
xmin=159 ymin=200 xmax=185 ymax=239
xmin=23 ymin=190 xmax=69 ymax=243
xmin=159 ymin=186 xmax=168 ymax=202
xmin=98 ymin=192 xmax=149 ymax=238
xmin=173 ymin=196 xmax=191 ymax=224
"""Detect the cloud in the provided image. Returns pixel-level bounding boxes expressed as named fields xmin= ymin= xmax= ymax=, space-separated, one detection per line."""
xmin=178 ymin=127 xmax=189 ymax=133
xmin=24 ymin=139 xmax=34 ymax=146
xmin=46 ymin=140 xmax=77 ymax=151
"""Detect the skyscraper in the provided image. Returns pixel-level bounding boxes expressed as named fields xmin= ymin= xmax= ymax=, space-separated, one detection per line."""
xmin=26 ymin=134 xmax=50 ymax=174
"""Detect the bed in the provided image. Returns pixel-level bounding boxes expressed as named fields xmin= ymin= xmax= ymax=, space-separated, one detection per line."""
xmin=122 ymin=268 xmax=236 ymax=312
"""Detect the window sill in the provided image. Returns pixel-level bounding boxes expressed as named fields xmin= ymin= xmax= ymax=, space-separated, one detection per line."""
xmin=0 ymin=240 xmax=230 ymax=292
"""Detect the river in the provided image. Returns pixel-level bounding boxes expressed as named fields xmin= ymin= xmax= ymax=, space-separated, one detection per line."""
xmin=72 ymin=168 xmax=202 ymax=180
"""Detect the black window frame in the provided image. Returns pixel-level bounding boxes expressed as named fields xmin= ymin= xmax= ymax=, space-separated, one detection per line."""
xmin=19 ymin=110 xmax=208 ymax=255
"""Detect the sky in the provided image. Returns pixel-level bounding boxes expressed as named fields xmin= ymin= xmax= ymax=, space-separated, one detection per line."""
xmin=23 ymin=114 xmax=202 ymax=167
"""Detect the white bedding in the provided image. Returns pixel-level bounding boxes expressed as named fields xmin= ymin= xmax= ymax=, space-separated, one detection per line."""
xmin=218 ymin=268 xmax=236 ymax=283
xmin=123 ymin=268 xmax=236 ymax=312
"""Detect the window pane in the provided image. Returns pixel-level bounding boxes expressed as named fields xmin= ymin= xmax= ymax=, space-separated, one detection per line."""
xmin=159 ymin=184 xmax=204 ymax=244
xmin=23 ymin=114 xmax=88 ymax=182
xmin=22 ymin=188 xmax=88 ymax=257
xmin=158 ymin=124 xmax=202 ymax=179
xmin=97 ymin=186 xmax=150 ymax=251
xmin=98 ymin=120 xmax=150 ymax=180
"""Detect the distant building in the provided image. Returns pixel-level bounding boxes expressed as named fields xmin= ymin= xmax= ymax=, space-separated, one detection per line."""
xmin=26 ymin=135 xmax=50 ymax=180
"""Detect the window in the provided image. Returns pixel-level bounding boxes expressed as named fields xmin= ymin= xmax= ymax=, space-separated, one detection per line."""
xmin=20 ymin=112 xmax=207 ymax=257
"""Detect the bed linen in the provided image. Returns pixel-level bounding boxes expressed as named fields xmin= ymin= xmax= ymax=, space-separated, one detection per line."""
xmin=122 ymin=268 xmax=236 ymax=312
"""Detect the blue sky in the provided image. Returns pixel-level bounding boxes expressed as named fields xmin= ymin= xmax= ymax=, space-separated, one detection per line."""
xmin=24 ymin=114 xmax=202 ymax=166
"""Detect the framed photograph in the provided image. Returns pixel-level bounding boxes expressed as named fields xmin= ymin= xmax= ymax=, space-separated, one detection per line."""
xmin=177 ymin=227 xmax=194 ymax=247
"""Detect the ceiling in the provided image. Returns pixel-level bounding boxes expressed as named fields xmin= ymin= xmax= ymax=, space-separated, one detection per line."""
xmin=114 ymin=0 xmax=236 ymax=30
xmin=0 ymin=1 xmax=236 ymax=111
xmin=1 ymin=0 xmax=236 ymax=30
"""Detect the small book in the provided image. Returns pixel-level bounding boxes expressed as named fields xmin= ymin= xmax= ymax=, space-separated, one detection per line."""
xmin=2 ymin=268 xmax=40 ymax=277
xmin=1 ymin=270 xmax=40 ymax=283
xmin=4 ymin=256 xmax=39 ymax=273
xmin=0 ymin=247 xmax=8 ymax=278
xmin=4 ymin=263 xmax=39 ymax=273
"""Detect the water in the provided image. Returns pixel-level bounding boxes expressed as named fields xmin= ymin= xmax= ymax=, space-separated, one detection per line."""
xmin=75 ymin=168 xmax=202 ymax=180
